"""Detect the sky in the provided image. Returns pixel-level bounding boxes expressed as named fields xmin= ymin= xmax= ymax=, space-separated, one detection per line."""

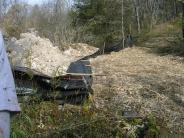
xmin=27 ymin=0 xmax=44 ymax=5
xmin=27 ymin=0 xmax=74 ymax=6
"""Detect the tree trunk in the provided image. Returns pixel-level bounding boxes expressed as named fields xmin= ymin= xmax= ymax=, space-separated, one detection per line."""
xmin=135 ymin=6 xmax=141 ymax=33
xmin=134 ymin=0 xmax=141 ymax=33
xmin=182 ymin=1 xmax=184 ymax=38
xmin=174 ymin=0 xmax=178 ymax=16
xmin=122 ymin=0 xmax=125 ymax=48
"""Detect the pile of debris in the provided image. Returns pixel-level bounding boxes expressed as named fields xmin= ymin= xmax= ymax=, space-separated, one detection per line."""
xmin=7 ymin=32 xmax=98 ymax=77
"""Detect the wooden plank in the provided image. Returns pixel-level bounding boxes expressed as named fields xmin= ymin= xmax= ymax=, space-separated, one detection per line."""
xmin=80 ymin=60 xmax=89 ymax=61
xmin=85 ymin=65 xmax=92 ymax=67
xmin=64 ymin=73 xmax=106 ymax=76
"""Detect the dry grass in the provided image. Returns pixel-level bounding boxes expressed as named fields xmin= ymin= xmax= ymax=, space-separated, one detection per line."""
xmin=91 ymin=46 xmax=184 ymax=132
xmin=90 ymin=19 xmax=184 ymax=133
xmin=136 ymin=18 xmax=182 ymax=46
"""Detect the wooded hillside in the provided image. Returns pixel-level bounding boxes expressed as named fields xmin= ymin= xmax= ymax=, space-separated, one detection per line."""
xmin=0 ymin=0 xmax=184 ymax=138
xmin=0 ymin=0 xmax=183 ymax=47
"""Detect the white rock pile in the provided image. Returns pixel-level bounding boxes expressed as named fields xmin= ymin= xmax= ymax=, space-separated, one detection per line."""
xmin=7 ymin=32 xmax=98 ymax=77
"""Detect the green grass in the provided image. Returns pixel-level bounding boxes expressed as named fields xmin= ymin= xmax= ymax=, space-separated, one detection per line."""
xmin=11 ymin=101 xmax=126 ymax=138
xmin=11 ymin=98 xmax=163 ymax=138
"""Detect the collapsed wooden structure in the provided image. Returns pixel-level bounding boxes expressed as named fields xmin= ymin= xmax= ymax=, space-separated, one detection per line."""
xmin=13 ymin=60 xmax=93 ymax=104
xmin=12 ymin=38 xmax=126 ymax=104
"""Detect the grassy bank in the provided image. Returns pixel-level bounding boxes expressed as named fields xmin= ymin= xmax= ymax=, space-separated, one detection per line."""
xmin=11 ymin=100 xmax=161 ymax=138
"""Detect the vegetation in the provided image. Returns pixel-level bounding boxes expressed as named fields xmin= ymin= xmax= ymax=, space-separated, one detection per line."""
xmin=0 ymin=0 xmax=74 ymax=47
xmin=71 ymin=0 xmax=181 ymax=47
xmin=11 ymin=100 xmax=161 ymax=138
xmin=0 ymin=0 xmax=184 ymax=138
xmin=0 ymin=0 xmax=183 ymax=47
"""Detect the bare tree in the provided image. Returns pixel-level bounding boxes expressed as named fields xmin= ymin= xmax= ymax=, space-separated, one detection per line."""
xmin=133 ymin=0 xmax=141 ymax=33
xmin=182 ymin=0 xmax=184 ymax=38
xmin=122 ymin=0 xmax=125 ymax=48
xmin=0 ymin=0 xmax=12 ymax=20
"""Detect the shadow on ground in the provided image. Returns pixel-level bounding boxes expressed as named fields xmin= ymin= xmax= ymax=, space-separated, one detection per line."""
xmin=137 ymin=36 xmax=184 ymax=57
xmin=133 ymin=73 xmax=184 ymax=107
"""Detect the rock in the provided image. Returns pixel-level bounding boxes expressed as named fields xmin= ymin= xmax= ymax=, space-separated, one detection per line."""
xmin=174 ymin=94 xmax=184 ymax=106
xmin=7 ymin=31 xmax=98 ymax=77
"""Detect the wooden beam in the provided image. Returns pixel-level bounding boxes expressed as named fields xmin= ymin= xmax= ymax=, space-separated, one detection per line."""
xmin=64 ymin=73 xmax=106 ymax=76
xmin=85 ymin=65 xmax=92 ymax=67
xmin=182 ymin=1 xmax=184 ymax=38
